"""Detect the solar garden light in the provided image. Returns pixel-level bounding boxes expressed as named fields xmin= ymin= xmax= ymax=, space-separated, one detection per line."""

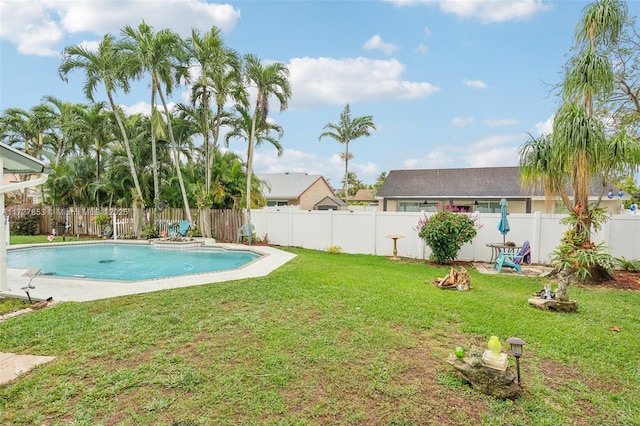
xmin=506 ymin=337 xmax=528 ymax=385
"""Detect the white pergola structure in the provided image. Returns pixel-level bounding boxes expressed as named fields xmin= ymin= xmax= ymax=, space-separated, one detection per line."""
xmin=0 ymin=143 xmax=51 ymax=291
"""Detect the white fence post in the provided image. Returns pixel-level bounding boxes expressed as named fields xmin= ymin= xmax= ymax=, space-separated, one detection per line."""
xmin=112 ymin=213 xmax=118 ymax=240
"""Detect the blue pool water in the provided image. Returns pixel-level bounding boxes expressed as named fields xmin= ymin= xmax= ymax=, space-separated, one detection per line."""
xmin=7 ymin=243 xmax=261 ymax=281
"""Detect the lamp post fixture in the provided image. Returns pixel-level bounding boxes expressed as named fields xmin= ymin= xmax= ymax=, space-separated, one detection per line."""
xmin=506 ymin=337 xmax=527 ymax=385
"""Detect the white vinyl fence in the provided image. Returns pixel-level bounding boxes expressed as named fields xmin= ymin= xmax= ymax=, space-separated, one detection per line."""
xmin=252 ymin=209 xmax=640 ymax=264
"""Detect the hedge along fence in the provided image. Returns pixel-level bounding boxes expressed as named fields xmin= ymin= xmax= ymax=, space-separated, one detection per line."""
xmin=5 ymin=205 xmax=245 ymax=243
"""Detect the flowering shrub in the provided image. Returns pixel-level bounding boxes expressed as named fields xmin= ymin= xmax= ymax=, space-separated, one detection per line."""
xmin=416 ymin=210 xmax=480 ymax=264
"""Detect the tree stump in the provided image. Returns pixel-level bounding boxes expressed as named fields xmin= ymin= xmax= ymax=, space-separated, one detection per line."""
xmin=432 ymin=267 xmax=472 ymax=290
xmin=528 ymin=298 xmax=578 ymax=313
xmin=446 ymin=355 xmax=520 ymax=399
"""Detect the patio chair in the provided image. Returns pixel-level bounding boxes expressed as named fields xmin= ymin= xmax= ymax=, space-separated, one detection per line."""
xmin=494 ymin=240 xmax=531 ymax=273
xmin=179 ymin=220 xmax=190 ymax=237
xmin=237 ymin=223 xmax=255 ymax=244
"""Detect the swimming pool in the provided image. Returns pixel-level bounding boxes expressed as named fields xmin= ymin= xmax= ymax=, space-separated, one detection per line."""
xmin=7 ymin=243 xmax=261 ymax=281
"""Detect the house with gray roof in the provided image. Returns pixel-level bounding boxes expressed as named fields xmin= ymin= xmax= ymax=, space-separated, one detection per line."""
xmin=257 ymin=173 xmax=339 ymax=210
xmin=376 ymin=166 xmax=626 ymax=214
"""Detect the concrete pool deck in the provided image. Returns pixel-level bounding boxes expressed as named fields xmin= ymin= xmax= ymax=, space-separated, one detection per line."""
xmin=1 ymin=241 xmax=296 ymax=302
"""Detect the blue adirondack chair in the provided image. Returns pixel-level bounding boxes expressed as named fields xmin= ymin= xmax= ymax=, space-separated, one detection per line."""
xmin=179 ymin=220 xmax=190 ymax=237
xmin=494 ymin=240 xmax=531 ymax=273
xmin=168 ymin=220 xmax=190 ymax=238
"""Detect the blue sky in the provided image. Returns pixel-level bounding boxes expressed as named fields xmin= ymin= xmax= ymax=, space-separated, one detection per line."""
xmin=2 ymin=0 xmax=637 ymax=187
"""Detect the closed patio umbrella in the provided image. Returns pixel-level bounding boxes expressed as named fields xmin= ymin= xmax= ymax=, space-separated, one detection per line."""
xmin=497 ymin=198 xmax=510 ymax=245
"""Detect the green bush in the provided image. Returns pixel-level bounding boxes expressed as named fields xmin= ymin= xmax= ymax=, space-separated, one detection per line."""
xmin=616 ymin=257 xmax=640 ymax=272
xmin=93 ymin=213 xmax=110 ymax=228
xmin=416 ymin=210 xmax=478 ymax=264
xmin=551 ymin=206 xmax=615 ymax=281
xmin=142 ymin=225 xmax=158 ymax=239
xmin=10 ymin=213 xmax=41 ymax=235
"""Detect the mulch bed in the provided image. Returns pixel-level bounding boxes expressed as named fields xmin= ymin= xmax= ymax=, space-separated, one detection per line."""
xmin=597 ymin=270 xmax=640 ymax=291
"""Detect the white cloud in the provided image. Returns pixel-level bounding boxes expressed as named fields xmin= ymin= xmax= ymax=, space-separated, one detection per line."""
xmin=351 ymin=160 xmax=379 ymax=178
xmin=423 ymin=26 xmax=431 ymax=36
xmin=57 ymin=0 xmax=239 ymax=36
xmin=247 ymin=149 xmax=379 ymax=186
xmin=121 ymin=100 xmax=178 ymax=116
xmin=535 ymin=115 xmax=554 ymax=135
xmin=452 ymin=117 xmax=474 ymax=127
xmin=121 ymin=101 xmax=151 ymax=116
xmin=0 ymin=2 xmax=64 ymax=56
xmin=403 ymin=151 xmax=454 ymax=169
xmin=403 ymin=132 xmax=523 ymax=170
xmin=468 ymin=133 xmax=523 ymax=149
xmin=464 ymin=145 xmax=519 ymax=167
xmin=384 ymin=0 xmax=553 ymax=23
xmin=250 ymin=130 xmax=524 ymax=183
xmin=438 ymin=0 xmax=553 ymax=23
xmin=463 ymin=79 xmax=490 ymax=90
xmin=0 ymin=0 xmax=240 ymax=57
xmin=462 ymin=133 xmax=523 ymax=166
xmin=363 ymin=34 xmax=398 ymax=55
xmin=288 ymin=57 xmax=439 ymax=109
xmin=484 ymin=118 xmax=519 ymax=127
xmin=415 ymin=44 xmax=428 ymax=54
xmin=78 ymin=40 xmax=101 ymax=52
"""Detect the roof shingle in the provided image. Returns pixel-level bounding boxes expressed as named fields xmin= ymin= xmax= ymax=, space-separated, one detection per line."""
xmin=377 ymin=167 xmax=527 ymax=198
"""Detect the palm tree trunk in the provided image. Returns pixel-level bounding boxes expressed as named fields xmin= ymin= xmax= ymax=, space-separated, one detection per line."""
xmin=211 ymin=104 xmax=224 ymax=194
xmin=344 ymin=142 xmax=349 ymax=203
xmin=150 ymin=87 xmax=160 ymax=206
xmin=245 ymin=110 xmax=259 ymax=225
xmin=157 ymin=85 xmax=193 ymax=224
xmin=203 ymin=90 xmax=211 ymax=195
xmin=106 ymin=91 xmax=144 ymax=237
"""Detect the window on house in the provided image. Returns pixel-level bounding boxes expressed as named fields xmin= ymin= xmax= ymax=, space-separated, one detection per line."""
xmin=475 ymin=201 xmax=502 ymax=213
xmin=399 ymin=201 xmax=438 ymax=212
xmin=266 ymin=200 xmax=288 ymax=207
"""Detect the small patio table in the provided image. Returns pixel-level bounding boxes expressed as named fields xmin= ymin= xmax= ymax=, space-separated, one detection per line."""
xmin=486 ymin=243 xmax=522 ymax=263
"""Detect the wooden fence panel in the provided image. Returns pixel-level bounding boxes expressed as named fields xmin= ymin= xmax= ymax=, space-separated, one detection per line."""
xmin=210 ymin=209 xmax=244 ymax=242
xmin=29 ymin=206 xmax=244 ymax=242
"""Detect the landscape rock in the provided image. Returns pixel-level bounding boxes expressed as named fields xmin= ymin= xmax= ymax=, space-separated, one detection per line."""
xmin=446 ymin=355 xmax=520 ymax=399
xmin=528 ymin=298 xmax=578 ymax=313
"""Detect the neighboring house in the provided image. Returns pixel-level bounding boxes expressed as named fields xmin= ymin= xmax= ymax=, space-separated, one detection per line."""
xmin=376 ymin=166 xmax=627 ymax=214
xmin=315 ymin=195 xmax=347 ymax=210
xmin=2 ymin=173 xmax=45 ymax=204
xmin=256 ymin=172 xmax=338 ymax=210
xmin=350 ymin=189 xmax=378 ymax=205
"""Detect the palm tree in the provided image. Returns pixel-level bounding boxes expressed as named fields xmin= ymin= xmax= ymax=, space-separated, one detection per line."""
xmin=183 ymin=27 xmax=244 ymax=195
xmin=209 ymin=149 xmax=247 ymax=209
xmin=519 ymin=0 xmax=640 ymax=300
xmin=242 ymin=54 xmax=291 ymax=224
xmin=0 ymin=105 xmax=56 ymax=161
xmin=225 ymin=105 xmax=284 ymax=209
xmin=0 ymin=104 xmax=57 ymax=201
xmin=59 ymin=34 xmax=146 ymax=235
xmin=41 ymin=96 xmax=86 ymax=165
xmin=120 ymin=22 xmax=193 ymax=224
xmin=72 ymin=102 xmax=116 ymax=206
xmin=319 ymin=104 xmax=376 ymax=203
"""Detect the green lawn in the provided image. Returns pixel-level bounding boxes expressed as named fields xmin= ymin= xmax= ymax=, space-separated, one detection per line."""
xmin=0 ymin=247 xmax=638 ymax=425
xmin=9 ymin=235 xmax=102 ymax=245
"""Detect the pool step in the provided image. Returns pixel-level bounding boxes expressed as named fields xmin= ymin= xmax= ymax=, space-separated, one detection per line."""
xmin=150 ymin=240 xmax=204 ymax=250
